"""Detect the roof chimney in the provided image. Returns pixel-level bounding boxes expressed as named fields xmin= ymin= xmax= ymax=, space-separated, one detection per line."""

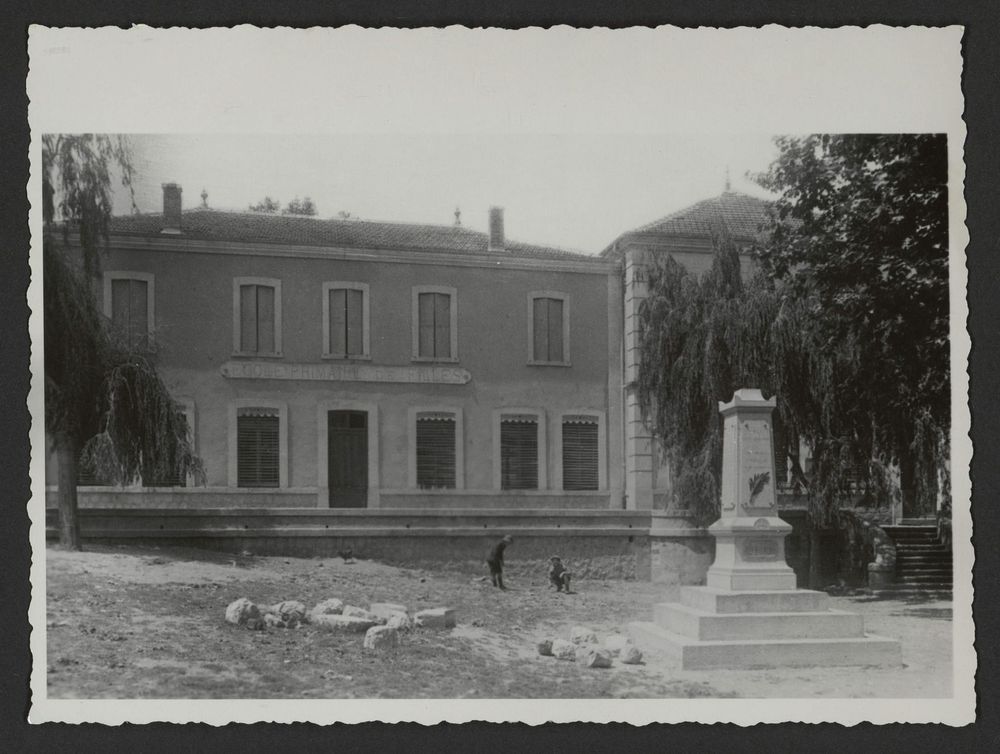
xmin=488 ymin=206 xmax=505 ymax=251
xmin=161 ymin=183 xmax=182 ymax=234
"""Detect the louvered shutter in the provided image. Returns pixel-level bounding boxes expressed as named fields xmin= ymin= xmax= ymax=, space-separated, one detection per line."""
xmin=416 ymin=414 xmax=456 ymax=489
xmin=500 ymin=417 xmax=538 ymax=490
xmin=562 ymin=416 xmax=598 ymax=491
xmin=237 ymin=409 xmax=279 ymax=487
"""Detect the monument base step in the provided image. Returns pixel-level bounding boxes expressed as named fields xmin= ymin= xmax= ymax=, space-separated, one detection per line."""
xmin=627 ymin=621 xmax=902 ymax=670
xmin=680 ymin=586 xmax=830 ymax=614
xmin=654 ymin=602 xmax=865 ymax=641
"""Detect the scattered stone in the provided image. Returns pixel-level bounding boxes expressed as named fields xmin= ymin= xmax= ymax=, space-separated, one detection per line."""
xmin=309 ymin=598 xmax=345 ymax=621
xmin=245 ymin=617 xmax=266 ymax=631
xmin=264 ymin=613 xmax=284 ymax=628
xmin=267 ymin=600 xmax=308 ymax=627
xmin=537 ymin=639 xmax=554 ymax=656
xmin=343 ymin=605 xmax=381 ymax=623
xmin=225 ymin=598 xmax=260 ymax=626
xmin=369 ymin=602 xmax=408 ymax=620
xmin=385 ymin=613 xmax=414 ymax=631
xmin=414 ymin=608 xmax=456 ymax=629
xmin=312 ymin=614 xmax=379 ymax=633
xmin=363 ymin=625 xmax=400 ymax=652
xmin=603 ymin=634 xmax=632 ymax=657
xmin=620 ymin=646 xmax=643 ymax=665
xmin=551 ymin=639 xmax=577 ymax=661
xmin=583 ymin=649 xmax=613 ymax=669
xmin=570 ymin=626 xmax=598 ymax=645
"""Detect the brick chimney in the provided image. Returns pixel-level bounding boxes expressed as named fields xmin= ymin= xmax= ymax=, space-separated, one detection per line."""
xmin=161 ymin=183 xmax=182 ymax=234
xmin=488 ymin=206 xmax=505 ymax=251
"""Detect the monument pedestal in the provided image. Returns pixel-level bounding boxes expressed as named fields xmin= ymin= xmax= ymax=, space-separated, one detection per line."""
xmin=629 ymin=389 xmax=900 ymax=670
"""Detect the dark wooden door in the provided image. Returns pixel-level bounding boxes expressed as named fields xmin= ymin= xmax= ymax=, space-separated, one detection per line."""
xmin=328 ymin=410 xmax=368 ymax=507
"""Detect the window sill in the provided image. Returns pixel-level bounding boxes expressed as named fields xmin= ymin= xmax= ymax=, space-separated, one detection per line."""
xmin=527 ymin=360 xmax=572 ymax=367
xmin=322 ymin=353 xmax=372 ymax=361
xmin=411 ymin=355 xmax=460 ymax=364
xmin=231 ymin=351 xmax=284 ymax=359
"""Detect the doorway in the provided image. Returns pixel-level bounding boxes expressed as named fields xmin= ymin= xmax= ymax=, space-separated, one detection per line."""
xmin=328 ymin=410 xmax=368 ymax=507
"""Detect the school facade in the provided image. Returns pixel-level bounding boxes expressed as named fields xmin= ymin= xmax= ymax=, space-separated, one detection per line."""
xmin=47 ymin=185 xmax=793 ymax=582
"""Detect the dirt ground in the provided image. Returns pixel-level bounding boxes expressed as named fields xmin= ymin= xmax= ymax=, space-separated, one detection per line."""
xmin=43 ymin=544 xmax=953 ymax=699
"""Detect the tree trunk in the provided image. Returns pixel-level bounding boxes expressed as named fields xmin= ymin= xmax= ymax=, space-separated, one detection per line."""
xmin=53 ymin=432 xmax=81 ymax=550
xmin=899 ymin=452 xmax=917 ymax=518
xmin=808 ymin=526 xmax=823 ymax=589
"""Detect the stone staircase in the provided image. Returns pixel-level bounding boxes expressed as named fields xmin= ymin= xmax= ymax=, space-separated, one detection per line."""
xmin=881 ymin=521 xmax=952 ymax=595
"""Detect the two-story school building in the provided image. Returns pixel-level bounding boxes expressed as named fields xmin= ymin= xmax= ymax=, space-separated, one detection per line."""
xmin=49 ymin=184 xmax=626 ymax=511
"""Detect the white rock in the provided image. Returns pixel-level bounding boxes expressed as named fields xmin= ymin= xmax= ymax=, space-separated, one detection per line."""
xmin=264 ymin=613 xmax=284 ymax=628
xmin=603 ymin=634 xmax=632 ymax=657
xmin=620 ymin=646 xmax=643 ymax=665
xmin=385 ymin=612 xmax=414 ymax=631
xmin=312 ymin=614 xmax=379 ymax=633
xmin=537 ymin=639 xmax=554 ymax=656
xmin=343 ymin=605 xmax=381 ymax=622
xmin=414 ymin=608 xmax=456 ymax=629
xmin=551 ymin=638 xmax=577 ymax=661
xmin=369 ymin=602 xmax=408 ymax=619
xmin=225 ymin=598 xmax=260 ymax=626
xmin=310 ymin=598 xmax=345 ymax=620
xmin=363 ymin=625 xmax=400 ymax=652
xmin=267 ymin=600 xmax=308 ymax=627
xmin=570 ymin=626 xmax=598 ymax=645
xmin=583 ymin=649 xmax=613 ymax=669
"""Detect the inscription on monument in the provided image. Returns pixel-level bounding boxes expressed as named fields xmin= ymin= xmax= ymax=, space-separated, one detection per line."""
xmin=221 ymin=361 xmax=471 ymax=385
xmin=742 ymin=537 xmax=780 ymax=562
xmin=741 ymin=419 xmax=775 ymax=510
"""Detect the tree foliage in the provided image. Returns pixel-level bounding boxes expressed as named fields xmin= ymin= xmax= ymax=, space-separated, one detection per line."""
xmin=283 ymin=196 xmax=317 ymax=216
xmin=249 ymin=196 xmax=281 ymax=213
xmin=638 ymin=134 xmax=950 ymax=530
xmin=43 ymin=134 xmax=205 ymax=546
xmin=755 ymin=134 xmax=950 ymax=518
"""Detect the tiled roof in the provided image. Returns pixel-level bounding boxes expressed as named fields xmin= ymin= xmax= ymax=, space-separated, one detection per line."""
xmin=602 ymin=191 xmax=771 ymax=256
xmin=109 ymin=209 xmax=597 ymax=262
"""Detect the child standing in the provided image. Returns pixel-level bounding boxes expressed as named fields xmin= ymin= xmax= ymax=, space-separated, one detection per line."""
xmin=486 ymin=535 xmax=513 ymax=590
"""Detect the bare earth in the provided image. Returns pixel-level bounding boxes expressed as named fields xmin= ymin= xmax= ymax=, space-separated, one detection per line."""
xmin=44 ymin=544 xmax=952 ymax=699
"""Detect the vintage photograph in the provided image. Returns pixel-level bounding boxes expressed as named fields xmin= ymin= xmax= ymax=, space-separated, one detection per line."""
xmin=27 ymin=27 xmax=972 ymax=726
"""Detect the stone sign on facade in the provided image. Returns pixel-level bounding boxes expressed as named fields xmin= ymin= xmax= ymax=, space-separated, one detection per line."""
xmin=221 ymin=360 xmax=472 ymax=385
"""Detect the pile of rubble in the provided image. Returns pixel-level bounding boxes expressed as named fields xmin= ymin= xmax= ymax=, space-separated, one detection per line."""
xmin=537 ymin=625 xmax=643 ymax=668
xmin=224 ymin=597 xmax=455 ymax=651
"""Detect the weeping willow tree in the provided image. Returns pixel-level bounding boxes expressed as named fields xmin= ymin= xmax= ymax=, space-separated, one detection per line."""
xmin=43 ymin=134 xmax=204 ymax=550
xmin=636 ymin=229 xmax=779 ymax=528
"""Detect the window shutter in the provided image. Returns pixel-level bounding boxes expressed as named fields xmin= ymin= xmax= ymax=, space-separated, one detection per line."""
xmin=416 ymin=414 xmax=456 ymax=489
xmin=346 ymin=288 xmax=364 ymax=355
xmin=237 ymin=410 xmax=279 ymax=487
xmin=500 ymin=417 xmax=538 ymax=490
xmin=547 ymin=298 xmax=563 ymax=362
xmin=240 ymin=285 xmax=257 ymax=352
xmin=532 ymin=298 xmax=548 ymax=361
xmin=257 ymin=285 xmax=275 ymax=353
xmin=418 ymin=292 xmax=435 ymax=357
xmin=434 ymin=293 xmax=451 ymax=358
xmin=130 ymin=279 xmax=148 ymax=348
xmin=562 ymin=417 xmax=598 ymax=490
xmin=329 ymin=288 xmax=346 ymax=354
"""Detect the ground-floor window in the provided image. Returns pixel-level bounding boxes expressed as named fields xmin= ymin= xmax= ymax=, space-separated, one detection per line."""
xmin=237 ymin=408 xmax=280 ymax=487
xmin=416 ymin=413 xmax=456 ymax=489
xmin=500 ymin=415 xmax=539 ymax=490
xmin=562 ymin=416 xmax=599 ymax=491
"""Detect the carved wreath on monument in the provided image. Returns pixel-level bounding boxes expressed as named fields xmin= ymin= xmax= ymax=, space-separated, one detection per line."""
xmin=746 ymin=471 xmax=770 ymax=508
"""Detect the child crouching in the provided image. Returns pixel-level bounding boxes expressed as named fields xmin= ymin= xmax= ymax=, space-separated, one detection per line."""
xmin=548 ymin=556 xmax=572 ymax=593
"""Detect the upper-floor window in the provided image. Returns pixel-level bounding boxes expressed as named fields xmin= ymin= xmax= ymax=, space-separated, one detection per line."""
xmin=103 ymin=271 xmax=154 ymax=351
xmin=233 ymin=277 xmax=282 ymax=356
xmin=323 ymin=282 xmax=370 ymax=358
xmin=528 ymin=291 xmax=570 ymax=365
xmin=412 ymin=285 xmax=458 ymax=361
